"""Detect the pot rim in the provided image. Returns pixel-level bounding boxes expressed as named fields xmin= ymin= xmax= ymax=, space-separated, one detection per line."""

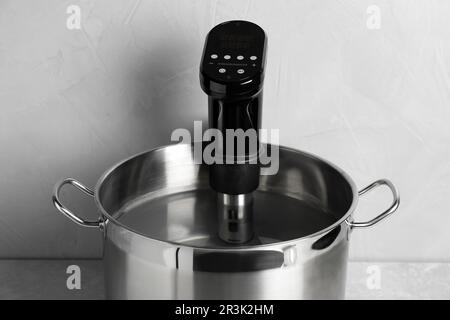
xmin=94 ymin=143 xmax=359 ymax=250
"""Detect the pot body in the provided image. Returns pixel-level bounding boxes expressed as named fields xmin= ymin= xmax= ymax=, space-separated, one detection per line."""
xmin=53 ymin=144 xmax=399 ymax=300
xmin=103 ymin=221 xmax=350 ymax=300
xmin=97 ymin=144 xmax=356 ymax=299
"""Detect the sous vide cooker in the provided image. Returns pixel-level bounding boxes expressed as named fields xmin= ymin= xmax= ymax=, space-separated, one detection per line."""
xmin=52 ymin=20 xmax=400 ymax=299
xmin=200 ymin=20 xmax=266 ymax=245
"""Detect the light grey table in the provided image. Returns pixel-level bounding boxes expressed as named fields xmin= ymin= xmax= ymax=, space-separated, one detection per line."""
xmin=0 ymin=260 xmax=448 ymax=299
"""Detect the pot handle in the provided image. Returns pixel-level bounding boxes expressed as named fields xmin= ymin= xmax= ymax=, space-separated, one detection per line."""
xmin=52 ymin=178 xmax=103 ymax=229
xmin=349 ymin=179 xmax=400 ymax=229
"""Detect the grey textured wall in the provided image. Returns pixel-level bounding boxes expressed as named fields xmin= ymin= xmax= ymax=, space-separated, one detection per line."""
xmin=1 ymin=0 xmax=450 ymax=261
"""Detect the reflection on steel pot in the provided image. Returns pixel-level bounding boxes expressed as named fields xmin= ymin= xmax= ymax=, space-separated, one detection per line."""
xmin=52 ymin=144 xmax=399 ymax=299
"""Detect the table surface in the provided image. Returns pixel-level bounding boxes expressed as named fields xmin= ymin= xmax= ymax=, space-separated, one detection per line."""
xmin=0 ymin=260 xmax=448 ymax=299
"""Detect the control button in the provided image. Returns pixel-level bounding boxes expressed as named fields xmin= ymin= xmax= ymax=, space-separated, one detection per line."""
xmin=237 ymin=55 xmax=244 ymax=60
xmin=250 ymin=55 xmax=257 ymax=60
xmin=218 ymin=68 xmax=226 ymax=73
xmin=210 ymin=54 xmax=218 ymax=59
xmin=224 ymin=55 xmax=231 ymax=60
xmin=237 ymin=69 xmax=245 ymax=74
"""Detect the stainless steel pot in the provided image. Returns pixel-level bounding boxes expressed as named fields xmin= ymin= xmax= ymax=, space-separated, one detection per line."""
xmin=52 ymin=143 xmax=399 ymax=299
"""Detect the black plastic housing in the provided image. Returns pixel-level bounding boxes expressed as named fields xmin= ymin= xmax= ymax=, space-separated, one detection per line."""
xmin=200 ymin=20 xmax=267 ymax=195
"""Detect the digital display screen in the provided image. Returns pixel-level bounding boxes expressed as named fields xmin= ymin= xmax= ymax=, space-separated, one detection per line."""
xmin=200 ymin=21 xmax=266 ymax=83
xmin=219 ymin=34 xmax=253 ymax=50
